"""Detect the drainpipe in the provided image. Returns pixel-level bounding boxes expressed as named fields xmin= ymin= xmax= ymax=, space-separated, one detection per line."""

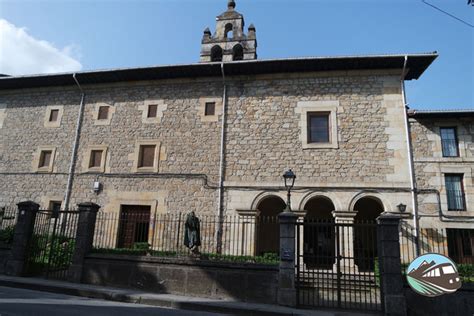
xmin=63 ymin=73 xmax=86 ymax=211
xmin=216 ymin=62 xmax=227 ymax=253
xmin=401 ymin=56 xmax=420 ymax=256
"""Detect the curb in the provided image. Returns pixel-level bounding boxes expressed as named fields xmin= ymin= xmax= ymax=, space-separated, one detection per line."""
xmin=0 ymin=277 xmax=300 ymax=316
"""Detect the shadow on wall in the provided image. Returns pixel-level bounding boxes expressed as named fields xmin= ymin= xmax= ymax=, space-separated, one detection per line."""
xmin=82 ymin=254 xmax=279 ymax=304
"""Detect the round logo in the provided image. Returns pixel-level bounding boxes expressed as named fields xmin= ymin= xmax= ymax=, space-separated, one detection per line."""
xmin=406 ymin=253 xmax=462 ymax=297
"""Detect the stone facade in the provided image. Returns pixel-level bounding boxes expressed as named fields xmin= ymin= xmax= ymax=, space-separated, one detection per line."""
xmin=0 ymin=70 xmax=415 ymax=218
xmin=410 ymin=115 xmax=474 ymax=229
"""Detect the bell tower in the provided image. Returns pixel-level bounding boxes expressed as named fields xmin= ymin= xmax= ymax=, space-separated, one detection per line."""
xmin=200 ymin=0 xmax=257 ymax=62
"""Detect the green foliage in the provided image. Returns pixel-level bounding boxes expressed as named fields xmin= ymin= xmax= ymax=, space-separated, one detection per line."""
xmin=0 ymin=225 xmax=15 ymax=244
xmin=132 ymin=242 xmax=151 ymax=251
xmin=458 ymin=264 xmax=474 ymax=283
xmin=28 ymin=234 xmax=76 ymax=270
xmin=91 ymin=248 xmax=279 ymax=265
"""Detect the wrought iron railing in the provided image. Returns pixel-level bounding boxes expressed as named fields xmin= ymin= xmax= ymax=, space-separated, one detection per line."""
xmin=400 ymin=223 xmax=473 ymax=282
xmin=92 ymin=212 xmax=279 ymax=264
xmin=0 ymin=206 xmax=18 ymax=246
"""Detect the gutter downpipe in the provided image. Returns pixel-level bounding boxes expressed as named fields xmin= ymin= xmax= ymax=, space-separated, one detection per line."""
xmin=216 ymin=62 xmax=227 ymax=253
xmin=64 ymin=73 xmax=86 ymax=212
xmin=401 ymin=56 xmax=420 ymax=256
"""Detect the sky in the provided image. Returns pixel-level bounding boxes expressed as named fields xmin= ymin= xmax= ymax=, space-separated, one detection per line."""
xmin=0 ymin=0 xmax=473 ymax=110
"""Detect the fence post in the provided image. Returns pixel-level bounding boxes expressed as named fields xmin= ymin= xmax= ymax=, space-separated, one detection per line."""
xmin=68 ymin=202 xmax=100 ymax=282
xmin=277 ymin=211 xmax=298 ymax=307
xmin=5 ymin=201 xmax=40 ymax=276
xmin=377 ymin=213 xmax=407 ymax=316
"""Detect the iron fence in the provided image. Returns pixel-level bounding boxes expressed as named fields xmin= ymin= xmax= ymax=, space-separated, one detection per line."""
xmin=296 ymin=219 xmax=382 ymax=311
xmin=93 ymin=211 xmax=279 ymax=263
xmin=0 ymin=206 xmax=18 ymax=246
xmin=24 ymin=209 xmax=80 ymax=280
xmin=400 ymin=222 xmax=473 ymax=282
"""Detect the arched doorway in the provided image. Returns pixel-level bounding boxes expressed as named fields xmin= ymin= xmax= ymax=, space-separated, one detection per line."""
xmin=304 ymin=197 xmax=336 ymax=268
xmin=256 ymin=195 xmax=286 ymax=256
xmin=353 ymin=197 xmax=384 ymax=271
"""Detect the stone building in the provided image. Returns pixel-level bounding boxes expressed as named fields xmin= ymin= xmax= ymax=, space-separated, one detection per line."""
xmin=0 ymin=1 xmax=471 ymax=264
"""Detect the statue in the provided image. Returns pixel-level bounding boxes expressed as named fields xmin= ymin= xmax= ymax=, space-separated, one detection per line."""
xmin=184 ymin=211 xmax=201 ymax=254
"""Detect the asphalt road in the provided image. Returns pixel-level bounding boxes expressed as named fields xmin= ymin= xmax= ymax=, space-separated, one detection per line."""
xmin=0 ymin=286 xmax=228 ymax=316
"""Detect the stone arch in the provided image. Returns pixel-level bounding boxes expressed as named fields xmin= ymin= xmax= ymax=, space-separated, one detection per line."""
xmin=224 ymin=23 xmax=234 ymax=39
xmin=254 ymin=194 xmax=286 ymax=256
xmin=348 ymin=191 xmax=392 ymax=214
xmin=210 ymin=45 xmax=223 ymax=62
xmin=302 ymin=195 xmax=336 ymax=268
xmin=232 ymin=44 xmax=244 ymax=61
xmin=250 ymin=191 xmax=286 ymax=211
xmin=299 ymin=192 xmax=343 ymax=213
xmin=350 ymin=193 xmax=386 ymax=271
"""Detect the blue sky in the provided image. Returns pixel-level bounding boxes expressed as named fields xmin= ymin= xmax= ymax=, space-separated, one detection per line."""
xmin=1 ymin=0 xmax=473 ymax=110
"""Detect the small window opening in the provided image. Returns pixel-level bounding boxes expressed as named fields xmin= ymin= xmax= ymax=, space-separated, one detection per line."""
xmin=232 ymin=44 xmax=243 ymax=61
xmin=49 ymin=109 xmax=59 ymax=122
xmin=138 ymin=145 xmax=156 ymax=168
xmin=98 ymin=106 xmax=109 ymax=120
xmin=147 ymin=104 xmax=158 ymax=118
xmin=39 ymin=150 xmax=52 ymax=168
xmin=89 ymin=150 xmax=103 ymax=168
xmin=205 ymin=102 xmax=216 ymax=116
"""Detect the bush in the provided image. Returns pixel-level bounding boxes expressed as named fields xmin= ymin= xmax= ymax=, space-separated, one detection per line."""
xmin=0 ymin=225 xmax=15 ymax=244
xmin=458 ymin=264 xmax=474 ymax=282
xmin=132 ymin=242 xmax=151 ymax=251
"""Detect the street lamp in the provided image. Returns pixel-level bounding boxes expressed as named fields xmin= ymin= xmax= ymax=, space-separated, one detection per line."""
xmin=282 ymin=169 xmax=296 ymax=212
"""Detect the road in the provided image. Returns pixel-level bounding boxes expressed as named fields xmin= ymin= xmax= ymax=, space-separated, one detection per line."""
xmin=0 ymin=286 xmax=228 ymax=316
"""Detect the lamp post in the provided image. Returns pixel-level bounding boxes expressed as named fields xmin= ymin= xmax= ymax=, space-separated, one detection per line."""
xmin=282 ymin=169 xmax=296 ymax=212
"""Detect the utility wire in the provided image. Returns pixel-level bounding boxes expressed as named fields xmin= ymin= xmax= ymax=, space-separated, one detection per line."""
xmin=422 ymin=0 xmax=474 ymax=28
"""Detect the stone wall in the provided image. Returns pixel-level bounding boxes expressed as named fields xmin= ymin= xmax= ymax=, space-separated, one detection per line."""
xmin=82 ymin=254 xmax=279 ymax=304
xmin=410 ymin=117 xmax=474 ymax=228
xmin=0 ymin=70 xmax=413 ymax=218
xmin=404 ymin=283 xmax=474 ymax=316
xmin=0 ymin=247 xmax=11 ymax=274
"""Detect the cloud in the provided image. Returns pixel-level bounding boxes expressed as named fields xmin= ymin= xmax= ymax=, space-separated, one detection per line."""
xmin=0 ymin=19 xmax=82 ymax=76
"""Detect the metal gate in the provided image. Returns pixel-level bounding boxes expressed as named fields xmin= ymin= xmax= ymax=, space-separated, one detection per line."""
xmin=24 ymin=209 xmax=80 ymax=280
xmin=296 ymin=219 xmax=382 ymax=312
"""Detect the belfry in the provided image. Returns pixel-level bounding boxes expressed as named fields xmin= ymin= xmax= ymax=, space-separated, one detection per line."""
xmin=200 ymin=0 xmax=257 ymax=62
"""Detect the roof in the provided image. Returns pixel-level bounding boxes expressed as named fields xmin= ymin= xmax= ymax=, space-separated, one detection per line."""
xmin=409 ymin=109 xmax=474 ymax=118
xmin=0 ymin=53 xmax=438 ymax=91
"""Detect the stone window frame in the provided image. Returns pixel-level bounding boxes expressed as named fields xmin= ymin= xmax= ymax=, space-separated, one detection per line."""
xmin=138 ymin=100 xmax=167 ymax=124
xmin=198 ymin=97 xmax=222 ymax=122
xmin=32 ymin=146 xmax=57 ymax=173
xmin=44 ymin=105 xmax=64 ymax=128
xmin=296 ymin=100 xmax=339 ymax=149
xmin=439 ymin=165 xmax=472 ymax=214
xmin=131 ymin=140 xmax=161 ymax=173
xmin=82 ymin=145 xmax=108 ymax=173
xmin=0 ymin=103 xmax=6 ymax=129
xmin=93 ymin=103 xmax=115 ymax=126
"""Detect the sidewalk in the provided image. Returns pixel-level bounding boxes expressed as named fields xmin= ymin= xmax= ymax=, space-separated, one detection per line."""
xmin=0 ymin=275 xmax=377 ymax=316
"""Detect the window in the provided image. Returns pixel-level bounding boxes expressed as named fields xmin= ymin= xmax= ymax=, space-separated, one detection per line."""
xmin=440 ymin=127 xmax=459 ymax=157
xmin=307 ymin=112 xmax=330 ymax=143
xmin=447 ymin=229 xmax=473 ymax=263
xmin=445 ymin=174 xmax=465 ymax=211
xmin=49 ymin=109 xmax=59 ymax=122
xmin=232 ymin=44 xmax=243 ymax=61
xmin=98 ymin=106 xmax=109 ymax=120
xmin=89 ymin=150 xmax=103 ymax=168
xmin=38 ymin=150 xmax=52 ymax=168
xmin=205 ymin=102 xmax=215 ymax=116
xmin=138 ymin=145 xmax=156 ymax=168
xmin=49 ymin=201 xmax=62 ymax=212
xmin=147 ymin=104 xmax=158 ymax=118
